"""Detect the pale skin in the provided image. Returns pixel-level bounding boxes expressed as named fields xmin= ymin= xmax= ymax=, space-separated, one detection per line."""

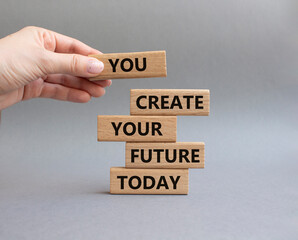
xmin=0 ymin=26 xmax=111 ymax=113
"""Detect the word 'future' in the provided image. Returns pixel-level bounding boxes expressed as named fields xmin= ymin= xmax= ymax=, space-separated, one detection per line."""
xmin=130 ymin=148 xmax=200 ymax=163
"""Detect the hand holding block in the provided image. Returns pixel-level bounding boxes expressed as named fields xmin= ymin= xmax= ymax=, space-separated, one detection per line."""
xmin=130 ymin=89 xmax=210 ymax=116
xmin=125 ymin=142 xmax=204 ymax=168
xmin=89 ymin=51 xmax=167 ymax=80
xmin=110 ymin=167 xmax=188 ymax=194
xmin=97 ymin=115 xmax=176 ymax=142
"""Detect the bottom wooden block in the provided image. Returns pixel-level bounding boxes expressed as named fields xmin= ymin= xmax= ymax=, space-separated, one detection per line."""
xmin=110 ymin=167 xmax=189 ymax=195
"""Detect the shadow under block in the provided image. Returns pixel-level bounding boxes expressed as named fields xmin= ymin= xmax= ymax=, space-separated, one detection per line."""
xmin=89 ymin=51 xmax=167 ymax=80
xmin=97 ymin=115 xmax=176 ymax=142
xmin=125 ymin=142 xmax=204 ymax=169
xmin=130 ymin=89 xmax=210 ymax=116
xmin=110 ymin=167 xmax=189 ymax=194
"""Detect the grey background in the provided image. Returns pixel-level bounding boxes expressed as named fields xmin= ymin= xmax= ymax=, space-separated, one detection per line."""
xmin=0 ymin=0 xmax=297 ymax=239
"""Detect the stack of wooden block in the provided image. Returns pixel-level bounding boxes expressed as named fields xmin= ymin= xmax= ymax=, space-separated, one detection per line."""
xmin=91 ymin=51 xmax=210 ymax=194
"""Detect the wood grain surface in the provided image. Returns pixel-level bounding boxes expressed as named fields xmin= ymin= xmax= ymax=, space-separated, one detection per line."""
xmin=97 ymin=115 xmax=176 ymax=142
xmin=125 ymin=142 xmax=204 ymax=168
xmin=89 ymin=51 xmax=166 ymax=80
xmin=130 ymin=89 xmax=210 ymax=115
xmin=110 ymin=167 xmax=188 ymax=194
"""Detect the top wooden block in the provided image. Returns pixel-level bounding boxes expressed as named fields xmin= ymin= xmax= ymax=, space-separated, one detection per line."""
xmin=130 ymin=89 xmax=210 ymax=116
xmin=89 ymin=51 xmax=167 ymax=80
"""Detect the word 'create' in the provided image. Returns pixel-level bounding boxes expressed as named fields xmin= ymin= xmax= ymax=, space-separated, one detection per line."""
xmin=110 ymin=167 xmax=188 ymax=194
xmin=97 ymin=115 xmax=176 ymax=142
xmin=89 ymin=51 xmax=167 ymax=80
xmin=130 ymin=89 xmax=210 ymax=116
xmin=125 ymin=142 xmax=205 ymax=168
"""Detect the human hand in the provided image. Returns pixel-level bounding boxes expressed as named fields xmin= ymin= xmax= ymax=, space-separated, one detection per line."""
xmin=0 ymin=26 xmax=111 ymax=111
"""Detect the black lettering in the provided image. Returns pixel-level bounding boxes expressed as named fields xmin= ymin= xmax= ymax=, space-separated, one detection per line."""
xmin=192 ymin=149 xmax=200 ymax=162
xmin=123 ymin=122 xmax=136 ymax=136
xmin=138 ymin=122 xmax=149 ymax=136
xmin=156 ymin=176 xmax=169 ymax=189
xmin=136 ymin=95 xmax=146 ymax=109
xmin=152 ymin=122 xmax=162 ymax=136
xmin=140 ymin=149 xmax=152 ymax=163
xmin=195 ymin=96 xmax=204 ymax=109
xmin=117 ymin=176 xmax=128 ymax=189
xmin=135 ymin=57 xmax=146 ymax=71
xmin=149 ymin=96 xmax=159 ymax=109
xmin=165 ymin=149 xmax=177 ymax=163
xmin=121 ymin=58 xmax=133 ymax=72
xmin=111 ymin=122 xmax=122 ymax=136
xmin=108 ymin=59 xmax=119 ymax=72
xmin=131 ymin=149 xmax=139 ymax=163
xmin=153 ymin=149 xmax=164 ymax=163
xmin=171 ymin=96 xmax=183 ymax=109
xmin=128 ymin=176 xmax=141 ymax=189
xmin=170 ymin=176 xmax=180 ymax=189
xmin=161 ymin=95 xmax=169 ymax=109
xmin=182 ymin=95 xmax=194 ymax=109
xmin=144 ymin=176 xmax=155 ymax=189
xmin=179 ymin=149 xmax=190 ymax=163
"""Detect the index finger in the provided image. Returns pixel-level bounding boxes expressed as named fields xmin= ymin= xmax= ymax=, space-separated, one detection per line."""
xmin=49 ymin=30 xmax=101 ymax=56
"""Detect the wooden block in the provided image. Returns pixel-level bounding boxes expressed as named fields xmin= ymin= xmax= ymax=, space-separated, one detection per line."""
xmin=130 ymin=89 xmax=210 ymax=116
xmin=97 ymin=115 xmax=176 ymax=142
xmin=125 ymin=142 xmax=204 ymax=169
xmin=89 ymin=51 xmax=167 ymax=80
xmin=110 ymin=167 xmax=188 ymax=194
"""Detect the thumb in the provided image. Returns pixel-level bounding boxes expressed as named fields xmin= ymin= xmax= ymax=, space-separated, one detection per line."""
xmin=45 ymin=52 xmax=104 ymax=78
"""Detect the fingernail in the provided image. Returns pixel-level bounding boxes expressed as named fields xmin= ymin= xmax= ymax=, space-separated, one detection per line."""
xmin=87 ymin=59 xmax=104 ymax=74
